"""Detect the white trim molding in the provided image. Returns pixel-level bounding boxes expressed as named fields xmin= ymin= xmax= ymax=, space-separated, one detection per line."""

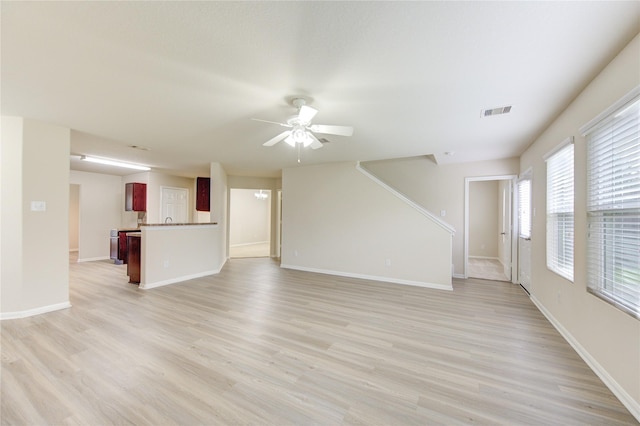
xmin=464 ymin=175 xmax=518 ymax=280
xmin=77 ymin=256 xmax=110 ymax=263
xmin=0 ymin=301 xmax=72 ymax=320
xmin=356 ymin=162 xmax=456 ymax=235
xmin=280 ymin=263 xmax=453 ymax=291
xmin=580 ymin=85 xmax=640 ymax=135
xmin=140 ymin=269 xmax=220 ymax=290
xmin=531 ymin=296 xmax=640 ymax=422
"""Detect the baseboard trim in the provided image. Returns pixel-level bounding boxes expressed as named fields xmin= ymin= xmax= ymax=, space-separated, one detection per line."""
xmin=530 ymin=296 xmax=640 ymax=422
xmin=230 ymin=241 xmax=270 ymax=248
xmin=1 ymin=301 xmax=72 ymax=320
xmin=140 ymin=259 xmax=227 ymax=290
xmin=280 ymin=264 xmax=453 ymax=291
xmin=77 ymin=256 xmax=110 ymax=263
xmin=468 ymin=256 xmax=500 ymax=260
xmin=452 ymin=273 xmax=466 ymax=279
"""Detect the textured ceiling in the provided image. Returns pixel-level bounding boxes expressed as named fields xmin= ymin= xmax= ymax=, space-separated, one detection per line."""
xmin=2 ymin=1 xmax=639 ymax=177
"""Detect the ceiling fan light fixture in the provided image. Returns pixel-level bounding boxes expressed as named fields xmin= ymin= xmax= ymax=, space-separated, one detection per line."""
xmin=255 ymin=95 xmax=354 ymax=154
xmin=284 ymin=134 xmax=296 ymax=147
xmin=292 ymin=126 xmax=307 ymax=143
xmin=302 ymin=133 xmax=313 ymax=147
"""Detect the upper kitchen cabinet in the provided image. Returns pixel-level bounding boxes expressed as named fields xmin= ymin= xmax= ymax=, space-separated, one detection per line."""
xmin=125 ymin=182 xmax=147 ymax=211
xmin=196 ymin=177 xmax=210 ymax=211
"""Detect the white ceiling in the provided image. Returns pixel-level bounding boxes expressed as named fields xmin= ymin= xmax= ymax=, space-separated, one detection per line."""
xmin=3 ymin=2 xmax=639 ymax=178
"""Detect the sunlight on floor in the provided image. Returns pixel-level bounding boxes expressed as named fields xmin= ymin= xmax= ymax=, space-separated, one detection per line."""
xmin=230 ymin=242 xmax=270 ymax=258
xmin=468 ymin=257 xmax=509 ymax=281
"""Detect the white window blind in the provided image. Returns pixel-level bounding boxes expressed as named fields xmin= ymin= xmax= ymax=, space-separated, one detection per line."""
xmin=546 ymin=141 xmax=574 ymax=281
xmin=585 ymin=96 xmax=640 ymax=319
xmin=518 ymin=179 xmax=531 ymax=239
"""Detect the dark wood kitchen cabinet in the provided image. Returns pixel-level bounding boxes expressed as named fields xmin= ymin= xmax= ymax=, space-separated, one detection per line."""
xmin=125 ymin=182 xmax=146 ymax=211
xmin=127 ymin=233 xmax=141 ymax=284
xmin=196 ymin=177 xmax=210 ymax=211
xmin=117 ymin=229 xmax=139 ymax=264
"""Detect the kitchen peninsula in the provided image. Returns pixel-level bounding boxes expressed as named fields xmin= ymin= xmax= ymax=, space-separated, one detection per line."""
xmin=126 ymin=222 xmax=223 ymax=289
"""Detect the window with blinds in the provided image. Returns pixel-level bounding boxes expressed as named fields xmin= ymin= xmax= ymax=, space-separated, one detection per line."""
xmin=518 ymin=178 xmax=531 ymax=239
xmin=545 ymin=140 xmax=574 ymax=281
xmin=584 ymin=94 xmax=639 ymax=319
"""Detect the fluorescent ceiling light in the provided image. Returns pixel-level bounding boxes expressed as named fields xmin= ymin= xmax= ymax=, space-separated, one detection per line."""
xmin=80 ymin=155 xmax=150 ymax=171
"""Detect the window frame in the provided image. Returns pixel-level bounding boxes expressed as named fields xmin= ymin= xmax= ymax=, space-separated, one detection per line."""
xmin=544 ymin=138 xmax=575 ymax=282
xmin=518 ymin=177 xmax=532 ymax=240
xmin=582 ymin=88 xmax=640 ymax=319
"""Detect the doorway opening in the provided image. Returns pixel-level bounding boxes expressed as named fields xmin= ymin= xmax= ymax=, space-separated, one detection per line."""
xmin=229 ymin=188 xmax=271 ymax=258
xmin=464 ymin=175 xmax=517 ymax=281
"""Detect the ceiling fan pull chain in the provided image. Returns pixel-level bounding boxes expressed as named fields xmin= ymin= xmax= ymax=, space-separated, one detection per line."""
xmin=297 ymin=143 xmax=301 ymax=163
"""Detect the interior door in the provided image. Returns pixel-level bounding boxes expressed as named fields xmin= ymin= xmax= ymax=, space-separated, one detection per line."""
xmin=161 ymin=187 xmax=188 ymax=223
xmin=499 ymin=180 xmax=512 ymax=280
xmin=517 ymin=177 xmax=532 ymax=293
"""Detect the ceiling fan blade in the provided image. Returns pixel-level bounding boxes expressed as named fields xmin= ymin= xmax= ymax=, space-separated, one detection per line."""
xmin=307 ymin=132 xmax=324 ymax=150
xmin=252 ymin=118 xmax=292 ymax=127
xmin=309 ymin=124 xmax=354 ymax=137
xmin=298 ymin=105 xmax=318 ymax=124
xmin=263 ymin=131 xmax=291 ymax=146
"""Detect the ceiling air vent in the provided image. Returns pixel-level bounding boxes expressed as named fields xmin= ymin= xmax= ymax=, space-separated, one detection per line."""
xmin=482 ymin=105 xmax=512 ymax=117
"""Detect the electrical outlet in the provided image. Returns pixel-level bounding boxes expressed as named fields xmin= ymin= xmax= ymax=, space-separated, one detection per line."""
xmin=385 ymin=258 xmax=391 ymax=267
xmin=163 ymin=260 xmax=170 ymax=268
xmin=294 ymin=250 xmax=299 ymax=257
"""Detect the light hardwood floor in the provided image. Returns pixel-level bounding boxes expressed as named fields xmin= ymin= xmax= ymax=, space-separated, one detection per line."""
xmin=1 ymin=256 xmax=636 ymax=425
xmin=468 ymin=258 xmax=510 ymax=282
xmin=229 ymin=242 xmax=271 ymax=259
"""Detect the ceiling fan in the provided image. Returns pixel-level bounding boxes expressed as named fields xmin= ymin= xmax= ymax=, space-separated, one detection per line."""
xmin=253 ymin=98 xmax=354 ymax=150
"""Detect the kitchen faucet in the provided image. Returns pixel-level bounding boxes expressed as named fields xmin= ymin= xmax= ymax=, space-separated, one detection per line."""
xmin=165 ymin=216 xmax=172 ymax=223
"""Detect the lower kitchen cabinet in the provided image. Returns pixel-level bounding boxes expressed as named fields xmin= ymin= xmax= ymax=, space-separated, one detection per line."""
xmin=127 ymin=234 xmax=141 ymax=284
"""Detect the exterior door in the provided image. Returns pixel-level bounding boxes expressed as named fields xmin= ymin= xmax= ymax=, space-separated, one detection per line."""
xmin=161 ymin=187 xmax=188 ymax=223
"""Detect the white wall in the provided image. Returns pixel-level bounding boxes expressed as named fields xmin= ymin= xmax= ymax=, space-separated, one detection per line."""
xmin=282 ymin=162 xmax=453 ymax=289
xmin=229 ymin=189 xmax=271 ymax=246
xmin=363 ymin=157 xmax=519 ymax=276
xmin=210 ymin=162 xmax=228 ymax=264
xmin=468 ymin=180 xmax=499 ymax=258
xmin=69 ymin=184 xmax=80 ymax=251
xmin=1 ymin=117 xmax=24 ymax=315
xmin=520 ymin=33 xmax=640 ymax=417
xmin=140 ymin=225 xmax=221 ymax=289
xmin=1 ymin=117 xmax=71 ymax=318
xmin=69 ymin=170 xmax=122 ymax=261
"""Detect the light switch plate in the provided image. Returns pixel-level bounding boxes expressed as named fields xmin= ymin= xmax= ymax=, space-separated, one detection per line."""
xmin=31 ymin=201 xmax=46 ymax=212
